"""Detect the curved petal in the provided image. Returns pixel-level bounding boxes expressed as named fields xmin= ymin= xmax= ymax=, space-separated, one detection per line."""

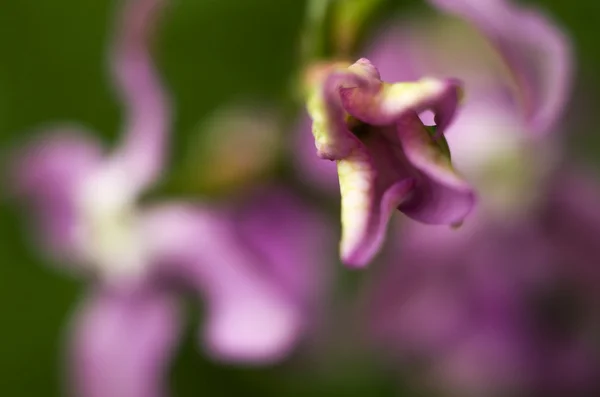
xmin=142 ymin=203 xmax=304 ymax=364
xmin=340 ymin=77 xmax=463 ymax=134
xmin=11 ymin=129 xmax=103 ymax=262
xmin=68 ymin=287 xmax=181 ymax=397
xmin=307 ymin=59 xmax=381 ymax=160
xmin=336 ymin=114 xmax=474 ymax=266
xmin=109 ymin=0 xmax=172 ymax=191
xmin=429 ymin=0 xmax=573 ymax=134
xmin=394 ymin=114 xmax=475 ymax=225
xmin=337 ymin=137 xmax=416 ymax=267
xmin=233 ymin=188 xmax=334 ymax=311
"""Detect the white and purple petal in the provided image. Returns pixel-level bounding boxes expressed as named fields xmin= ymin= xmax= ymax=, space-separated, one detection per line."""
xmin=337 ymin=138 xmax=415 ymax=267
xmin=307 ymin=60 xmax=381 ymax=160
xmin=340 ymin=77 xmax=463 ymax=133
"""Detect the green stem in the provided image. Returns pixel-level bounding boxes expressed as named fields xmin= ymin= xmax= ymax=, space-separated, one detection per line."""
xmin=301 ymin=0 xmax=333 ymax=65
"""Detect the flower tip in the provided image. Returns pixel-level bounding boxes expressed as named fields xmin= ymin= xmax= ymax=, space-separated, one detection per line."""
xmin=316 ymin=147 xmax=340 ymax=161
xmin=349 ymin=57 xmax=381 ymax=79
xmin=341 ymin=250 xmax=372 ymax=269
xmin=315 ymin=139 xmax=354 ymax=160
xmin=203 ymin=298 xmax=302 ymax=364
xmin=340 ymin=233 xmax=385 ymax=269
xmin=450 ymin=221 xmax=464 ymax=230
xmin=448 ymin=189 xmax=477 ymax=229
xmin=355 ymin=57 xmax=374 ymax=68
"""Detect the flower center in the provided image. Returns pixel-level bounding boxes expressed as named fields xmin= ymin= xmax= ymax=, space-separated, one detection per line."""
xmin=75 ymin=164 xmax=148 ymax=282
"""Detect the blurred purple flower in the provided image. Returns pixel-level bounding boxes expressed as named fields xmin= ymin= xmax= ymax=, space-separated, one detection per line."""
xmin=10 ymin=0 xmax=331 ymax=395
xmin=367 ymin=184 xmax=600 ymax=396
xmin=358 ymin=1 xmax=600 ymax=395
xmin=429 ymin=0 xmax=572 ymax=134
xmin=303 ymin=58 xmax=474 ymax=267
xmin=68 ymin=190 xmax=331 ymax=397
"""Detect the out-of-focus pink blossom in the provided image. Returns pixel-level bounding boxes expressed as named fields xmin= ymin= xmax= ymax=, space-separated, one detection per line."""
xmin=10 ymin=1 xmax=332 ymax=396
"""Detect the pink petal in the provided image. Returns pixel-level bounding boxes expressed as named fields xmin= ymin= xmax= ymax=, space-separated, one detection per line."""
xmin=109 ymin=0 xmax=172 ymax=191
xmin=429 ymin=0 xmax=573 ymax=134
xmin=68 ymin=287 xmax=181 ymax=397
xmin=142 ymin=202 xmax=305 ymax=363
xmin=309 ymin=62 xmax=380 ymax=160
xmin=394 ymin=114 xmax=475 ymax=225
xmin=337 ymin=135 xmax=416 ymax=267
xmin=11 ymin=129 xmax=103 ymax=262
xmin=232 ymin=188 xmax=335 ymax=313
xmin=339 ymin=77 xmax=463 ymax=133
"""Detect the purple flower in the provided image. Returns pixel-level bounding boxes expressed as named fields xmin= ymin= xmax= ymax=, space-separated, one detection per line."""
xmin=304 ymin=58 xmax=475 ymax=267
xmin=65 ymin=191 xmax=331 ymax=397
xmin=367 ymin=219 xmax=546 ymax=396
xmin=10 ymin=0 xmax=331 ymax=395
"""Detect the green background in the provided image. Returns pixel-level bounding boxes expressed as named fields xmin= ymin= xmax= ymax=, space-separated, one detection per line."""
xmin=0 ymin=0 xmax=599 ymax=395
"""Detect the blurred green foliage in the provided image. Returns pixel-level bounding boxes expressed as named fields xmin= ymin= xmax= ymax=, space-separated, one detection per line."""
xmin=0 ymin=0 xmax=599 ymax=396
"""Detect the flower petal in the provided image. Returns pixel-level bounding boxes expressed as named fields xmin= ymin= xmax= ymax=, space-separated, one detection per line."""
xmin=394 ymin=114 xmax=475 ymax=225
xmin=11 ymin=129 xmax=103 ymax=262
xmin=142 ymin=203 xmax=304 ymax=363
xmin=233 ymin=188 xmax=334 ymax=312
xmin=428 ymin=0 xmax=573 ymax=134
xmin=110 ymin=0 xmax=172 ymax=191
xmin=307 ymin=60 xmax=381 ymax=160
xmin=340 ymin=77 xmax=463 ymax=133
xmin=68 ymin=287 xmax=180 ymax=397
xmin=337 ymin=137 xmax=416 ymax=267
